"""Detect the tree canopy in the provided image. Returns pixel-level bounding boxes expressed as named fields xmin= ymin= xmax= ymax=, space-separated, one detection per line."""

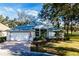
xmin=39 ymin=3 xmax=79 ymax=35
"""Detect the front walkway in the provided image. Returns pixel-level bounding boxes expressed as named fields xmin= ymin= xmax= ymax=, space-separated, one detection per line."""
xmin=0 ymin=41 xmax=31 ymax=56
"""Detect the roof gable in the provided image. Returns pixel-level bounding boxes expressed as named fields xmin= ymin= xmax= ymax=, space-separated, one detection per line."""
xmin=0 ymin=23 xmax=10 ymax=31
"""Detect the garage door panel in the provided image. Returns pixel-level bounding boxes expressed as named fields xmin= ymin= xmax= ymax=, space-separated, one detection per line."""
xmin=10 ymin=32 xmax=31 ymax=41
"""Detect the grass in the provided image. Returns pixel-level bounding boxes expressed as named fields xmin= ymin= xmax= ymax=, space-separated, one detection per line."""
xmin=53 ymin=41 xmax=79 ymax=48
xmin=65 ymin=51 xmax=79 ymax=56
xmin=48 ymin=31 xmax=79 ymax=56
xmin=42 ymin=41 xmax=79 ymax=56
xmin=69 ymin=31 xmax=79 ymax=41
xmin=31 ymin=31 xmax=79 ymax=56
xmin=54 ymin=31 xmax=79 ymax=56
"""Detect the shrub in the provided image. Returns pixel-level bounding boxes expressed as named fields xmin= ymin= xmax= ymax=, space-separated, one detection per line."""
xmin=33 ymin=35 xmax=45 ymax=41
xmin=0 ymin=36 xmax=6 ymax=43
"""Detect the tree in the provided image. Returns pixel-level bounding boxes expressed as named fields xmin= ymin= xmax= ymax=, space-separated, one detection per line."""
xmin=0 ymin=15 xmax=5 ymax=23
xmin=4 ymin=16 xmax=9 ymax=21
xmin=40 ymin=3 xmax=79 ymax=37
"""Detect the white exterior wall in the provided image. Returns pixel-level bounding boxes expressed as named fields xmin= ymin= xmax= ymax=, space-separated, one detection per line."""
xmin=47 ymin=31 xmax=64 ymax=39
xmin=2 ymin=32 xmax=7 ymax=36
xmin=0 ymin=31 xmax=8 ymax=36
xmin=7 ymin=32 xmax=10 ymax=40
xmin=7 ymin=31 xmax=35 ymax=41
xmin=31 ymin=31 xmax=35 ymax=39
xmin=47 ymin=31 xmax=55 ymax=39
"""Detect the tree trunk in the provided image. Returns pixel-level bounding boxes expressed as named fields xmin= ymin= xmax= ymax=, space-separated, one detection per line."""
xmin=67 ymin=24 xmax=69 ymax=36
xmin=66 ymin=22 xmax=70 ymax=40
xmin=71 ymin=19 xmax=73 ymax=35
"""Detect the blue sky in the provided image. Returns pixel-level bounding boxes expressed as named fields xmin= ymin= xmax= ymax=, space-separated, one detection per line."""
xmin=0 ymin=3 xmax=42 ymax=19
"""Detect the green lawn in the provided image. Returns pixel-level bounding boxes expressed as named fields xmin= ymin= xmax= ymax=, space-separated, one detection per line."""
xmin=31 ymin=31 xmax=79 ymax=56
xmin=70 ymin=36 xmax=79 ymax=41
xmin=69 ymin=31 xmax=79 ymax=41
xmin=31 ymin=41 xmax=79 ymax=56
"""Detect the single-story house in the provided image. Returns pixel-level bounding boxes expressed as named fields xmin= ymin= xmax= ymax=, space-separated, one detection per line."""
xmin=0 ymin=23 xmax=10 ymax=36
xmin=7 ymin=20 xmax=64 ymax=41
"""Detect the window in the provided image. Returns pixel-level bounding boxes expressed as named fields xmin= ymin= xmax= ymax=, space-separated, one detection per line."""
xmin=41 ymin=29 xmax=47 ymax=37
xmin=35 ymin=29 xmax=47 ymax=37
xmin=35 ymin=29 xmax=39 ymax=37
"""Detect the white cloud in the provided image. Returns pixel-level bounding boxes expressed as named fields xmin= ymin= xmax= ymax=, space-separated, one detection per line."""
xmin=17 ymin=9 xmax=21 ymax=12
xmin=0 ymin=7 xmax=39 ymax=20
xmin=17 ymin=9 xmax=39 ymax=19
xmin=25 ymin=10 xmax=38 ymax=17
xmin=3 ymin=7 xmax=14 ymax=12
xmin=0 ymin=7 xmax=17 ymax=19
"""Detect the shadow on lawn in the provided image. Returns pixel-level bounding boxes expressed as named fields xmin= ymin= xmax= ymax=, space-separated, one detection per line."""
xmin=31 ymin=42 xmax=79 ymax=56
xmin=52 ymin=47 xmax=79 ymax=56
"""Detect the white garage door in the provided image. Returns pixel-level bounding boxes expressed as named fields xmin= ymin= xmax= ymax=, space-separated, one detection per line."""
xmin=10 ymin=32 xmax=32 ymax=41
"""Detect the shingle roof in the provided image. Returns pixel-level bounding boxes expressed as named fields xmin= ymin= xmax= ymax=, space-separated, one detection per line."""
xmin=11 ymin=20 xmax=43 ymax=31
xmin=11 ymin=19 xmax=63 ymax=31
xmin=48 ymin=27 xmax=62 ymax=31
xmin=11 ymin=24 xmax=35 ymax=31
